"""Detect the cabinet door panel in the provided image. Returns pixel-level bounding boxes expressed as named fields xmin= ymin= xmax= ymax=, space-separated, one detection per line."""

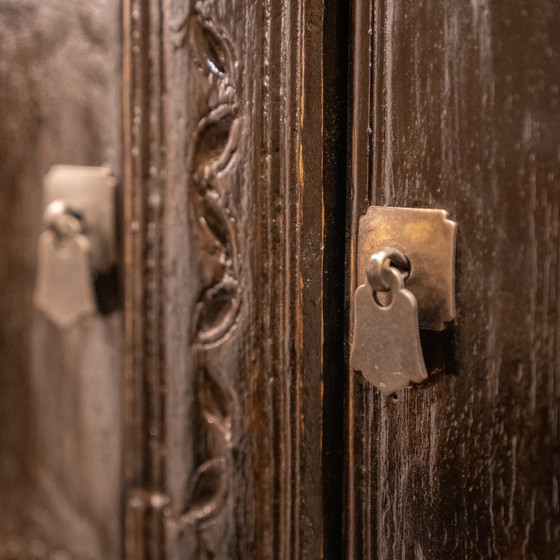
xmin=349 ymin=2 xmax=560 ymax=558
xmin=0 ymin=2 xmax=122 ymax=557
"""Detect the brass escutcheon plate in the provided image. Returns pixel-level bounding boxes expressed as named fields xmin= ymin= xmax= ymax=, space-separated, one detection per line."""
xmin=357 ymin=206 xmax=457 ymax=331
xmin=43 ymin=165 xmax=117 ymax=272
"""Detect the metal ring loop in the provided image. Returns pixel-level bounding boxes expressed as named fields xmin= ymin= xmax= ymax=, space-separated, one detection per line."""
xmin=43 ymin=199 xmax=84 ymax=238
xmin=366 ymin=247 xmax=410 ymax=292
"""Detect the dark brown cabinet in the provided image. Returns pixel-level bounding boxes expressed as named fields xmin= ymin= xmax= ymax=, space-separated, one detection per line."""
xmin=1 ymin=1 xmax=559 ymax=558
xmin=348 ymin=2 xmax=560 ymax=558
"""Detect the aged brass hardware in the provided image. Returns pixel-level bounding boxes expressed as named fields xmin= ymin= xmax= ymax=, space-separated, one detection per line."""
xmin=34 ymin=165 xmax=117 ymax=327
xmin=351 ymin=207 xmax=457 ymax=394
xmin=357 ymin=206 xmax=456 ymax=330
xmin=351 ymin=247 xmax=428 ymax=395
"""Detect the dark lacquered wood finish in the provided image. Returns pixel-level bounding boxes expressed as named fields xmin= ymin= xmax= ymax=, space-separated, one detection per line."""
xmin=123 ymin=0 xmax=344 ymax=557
xmin=0 ymin=0 xmax=345 ymax=557
xmin=349 ymin=1 xmax=560 ymax=558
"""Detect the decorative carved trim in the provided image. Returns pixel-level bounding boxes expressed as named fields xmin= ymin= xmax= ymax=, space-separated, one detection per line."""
xmin=171 ymin=3 xmax=242 ymax=557
xmin=187 ymin=8 xmax=241 ymax=346
xmin=123 ymin=0 xmax=329 ymax=556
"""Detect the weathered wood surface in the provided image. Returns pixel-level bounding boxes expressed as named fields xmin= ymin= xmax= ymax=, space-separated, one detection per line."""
xmin=349 ymin=1 xmax=560 ymax=558
xmin=0 ymin=1 xmax=122 ymax=558
xmin=123 ymin=0 xmax=340 ymax=557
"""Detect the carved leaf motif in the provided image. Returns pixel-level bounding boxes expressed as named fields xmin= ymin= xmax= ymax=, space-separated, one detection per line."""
xmin=188 ymin=12 xmax=234 ymax=78
xmin=190 ymin=74 xmax=240 ymax=346
xmin=182 ymin=458 xmax=228 ymax=526
xmin=193 ymin=109 xmax=238 ymax=184
xmin=193 ymin=281 xmax=240 ymax=345
xmin=190 ymin=105 xmax=240 ymax=344
xmin=185 ymin=5 xmax=240 ymax=557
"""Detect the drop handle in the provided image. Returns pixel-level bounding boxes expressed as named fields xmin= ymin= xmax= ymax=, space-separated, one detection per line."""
xmin=34 ymin=165 xmax=118 ymax=328
xmin=350 ymin=206 xmax=457 ymax=395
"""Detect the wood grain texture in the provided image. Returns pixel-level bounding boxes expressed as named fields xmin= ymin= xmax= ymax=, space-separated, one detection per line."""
xmin=349 ymin=1 xmax=560 ymax=558
xmin=123 ymin=0 xmax=334 ymax=557
xmin=0 ymin=1 xmax=122 ymax=558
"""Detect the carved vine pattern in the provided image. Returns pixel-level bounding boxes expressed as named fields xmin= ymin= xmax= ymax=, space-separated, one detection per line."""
xmin=174 ymin=1 xmax=241 ymax=557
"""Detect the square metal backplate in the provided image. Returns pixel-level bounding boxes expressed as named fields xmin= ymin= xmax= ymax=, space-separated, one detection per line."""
xmin=43 ymin=165 xmax=117 ymax=272
xmin=357 ymin=206 xmax=457 ymax=331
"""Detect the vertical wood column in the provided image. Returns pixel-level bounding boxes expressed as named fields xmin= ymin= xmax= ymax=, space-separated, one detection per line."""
xmin=123 ymin=0 xmax=333 ymax=557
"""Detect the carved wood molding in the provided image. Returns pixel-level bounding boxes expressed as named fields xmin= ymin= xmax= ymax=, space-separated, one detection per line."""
xmin=187 ymin=3 xmax=241 ymax=348
xmin=124 ymin=0 xmax=242 ymax=556
xmin=123 ymin=0 xmax=330 ymax=557
xmin=178 ymin=3 xmax=241 ymax=556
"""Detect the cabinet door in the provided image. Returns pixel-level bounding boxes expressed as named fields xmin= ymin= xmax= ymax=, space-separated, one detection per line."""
xmin=0 ymin=1 xmax=122 ymax=558
xmin=348 ymin=1 xmax=560 ymax=558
